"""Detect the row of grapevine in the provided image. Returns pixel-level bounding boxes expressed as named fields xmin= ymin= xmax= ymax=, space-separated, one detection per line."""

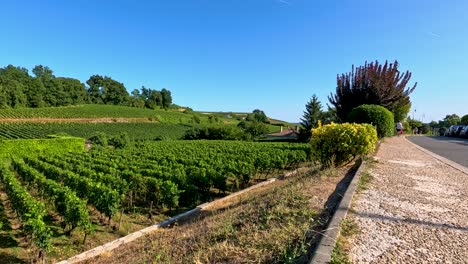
xmin=0 ymin=164 xmax=50 ymax=257
xmin=25 ymin=157 xmax=122 ymax=219
xmin=42 ymin=141 xmax=311 ymax=208
xmin=0 ymin=122 xmax=193 ymax=140
xmin=40 ymin=155 xmax=181 ymax=210
xmin=0 ymin=105 xmax=189 ymax=119
xmin=12 ymin=159 xmax=91 ymax=235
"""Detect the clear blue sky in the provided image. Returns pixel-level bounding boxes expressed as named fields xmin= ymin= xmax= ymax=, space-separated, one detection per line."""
xmin=0 ymin=0 xmax=466 ymax=122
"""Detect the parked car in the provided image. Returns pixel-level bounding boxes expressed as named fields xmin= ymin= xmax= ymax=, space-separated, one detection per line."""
xmin=447 ymin=125 xmax=456 ymax=136
xmin=447 ymin=125 xmax=461 ymax=136
xmin=459 ymin=126 xmax=468 ymax=138
xmin=455 ymin=126 xmax=464 ymax=137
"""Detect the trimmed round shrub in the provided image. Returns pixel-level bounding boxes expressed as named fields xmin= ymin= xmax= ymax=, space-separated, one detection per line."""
xmin=347 ymin=104 xmax=394 ymax=138
xmin=310 ymin=123 xmax=378 ymax=167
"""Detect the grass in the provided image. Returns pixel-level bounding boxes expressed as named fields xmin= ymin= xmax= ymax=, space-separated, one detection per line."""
xmin=330 ymin=218 xmax=358 ymax=264
xmin=357 ymin=171 xmax=373 ymax=193
xmin=331 ymin=158 xmax=376 ymax=263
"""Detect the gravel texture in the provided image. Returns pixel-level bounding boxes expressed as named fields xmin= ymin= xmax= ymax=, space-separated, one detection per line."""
xmin=348 ymin=137 xmax=468 ymax=264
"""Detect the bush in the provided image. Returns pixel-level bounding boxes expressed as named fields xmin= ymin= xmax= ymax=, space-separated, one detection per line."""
xmin=89 ymin=132 xmax=108 ymax=146
xmin=347 ymin=104 xmax=394 ymax=138
xmin=183 ymin=125 xmax=242 ymax=140
xmin=402 ymin=121 xmax=411 ymax=134
xmin=310 ymin=123 xmax=378 ymax=166
xmin=109 ymin=132 xmax=130 ymax=149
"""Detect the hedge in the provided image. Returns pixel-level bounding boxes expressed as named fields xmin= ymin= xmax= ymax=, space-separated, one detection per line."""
xmin=310 ymin=122 xmax=378 ymax=166
xmin=347 ymin=104 xmax=395 ymax=138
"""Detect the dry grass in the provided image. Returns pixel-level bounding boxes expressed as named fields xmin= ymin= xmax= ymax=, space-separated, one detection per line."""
xmin=85 ymin=165 xmax=356 ymax=264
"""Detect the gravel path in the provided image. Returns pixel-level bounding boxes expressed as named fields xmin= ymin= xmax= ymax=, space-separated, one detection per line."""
xmin=348 ymin=136 xmax=468 ymax=263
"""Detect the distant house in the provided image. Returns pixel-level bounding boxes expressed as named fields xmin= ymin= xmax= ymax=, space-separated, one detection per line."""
xmin=265 ymin=126 xmax=299 ymax=141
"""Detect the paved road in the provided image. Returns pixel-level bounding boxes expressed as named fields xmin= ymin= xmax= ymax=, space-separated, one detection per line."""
xmin=407 ymin=136 xmax=468 ymax=168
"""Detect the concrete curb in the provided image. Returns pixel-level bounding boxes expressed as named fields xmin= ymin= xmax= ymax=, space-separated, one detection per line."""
xmin=309 ymin=159 xmax=367 ymax=264
xmin=57 ymin=168 xmax=303 ymax=264
xmin=404 ymin=137 xmax=468 ymax=175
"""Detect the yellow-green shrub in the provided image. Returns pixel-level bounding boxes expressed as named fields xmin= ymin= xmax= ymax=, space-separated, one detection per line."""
xmin=310 ymin=123 xmax=377 ymax=166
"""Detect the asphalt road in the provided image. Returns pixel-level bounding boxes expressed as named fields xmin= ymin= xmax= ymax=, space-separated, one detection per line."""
xmin=407 ymin=136 xmax=468 ymax=168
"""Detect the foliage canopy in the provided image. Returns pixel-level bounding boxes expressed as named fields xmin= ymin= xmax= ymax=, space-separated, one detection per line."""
xmin=329 ymin=60 xmax=416 ymax=122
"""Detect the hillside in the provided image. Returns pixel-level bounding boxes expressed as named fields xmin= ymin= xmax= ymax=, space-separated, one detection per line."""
xmin=0 ymin=105 xmax=285 ymax=140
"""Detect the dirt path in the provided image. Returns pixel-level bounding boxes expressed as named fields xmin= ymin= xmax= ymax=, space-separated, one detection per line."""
xmin=347 ymin=137 xmax=468 ymax=263
xmin=0 ymin=118 xmax=155 ymax=123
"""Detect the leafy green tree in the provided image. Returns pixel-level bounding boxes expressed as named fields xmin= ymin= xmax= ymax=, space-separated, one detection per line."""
xmin=246 ymin=109 xmax=269 ymax=123
xmin=128 ymin=89 xmax=145 ymax=108
xmin=460 ymin=114 xmax=468 ymax=125
xmin=329 ymin=60 xmax=416 ymax=122
xmin=299 ymin=95 xmax=322 ymax=141
xmin=407 ymin=117 xmax=423 ymax=129
xmin=238 ymin=120 xmax=269 ymax=139
xmin=58 ymin=77 xmax=88 ymax=104
xmin=321 ymin=107 xmax=338 ymax=124
xmin=161 ymin=88 xmax=172 ymax=109
xmin=442 ymin=114 xmax=460 ymax=126
xmin=147 ymin=90 xmax=163 ymax=109
xmin=0 ymin=65 xmax=31 ymax=107
xmin=86 ymin=75 xmax=129 ymax=105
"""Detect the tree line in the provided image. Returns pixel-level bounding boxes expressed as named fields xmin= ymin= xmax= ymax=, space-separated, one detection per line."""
xmin=0 ymin=64 xmax=172 ymax=109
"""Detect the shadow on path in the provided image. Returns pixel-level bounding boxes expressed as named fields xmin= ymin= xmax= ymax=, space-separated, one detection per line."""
xmin=354 ymin=211 xmax=468 ymax=232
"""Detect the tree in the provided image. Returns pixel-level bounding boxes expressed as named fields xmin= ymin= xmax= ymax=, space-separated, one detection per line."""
xmin=442 ymin=114 xmax=460 ymax=126
xmin=460 ymin=114 xmax=468 ymax=125
xmin=161 ymin=88 xmax=172 ymax=109
xmin=328 ymin=60 xmax=417 ymax=122
xmin=246 ymin=109 xmax=269 ymax=124
xmin=299 ymin=95 xmax=322 ymax=141
xmin=86 ymin=75 xmax=129 ymax=105
xmin=321 ymin=107 xmax=338 ymax=125
xmin=238 ymin=120 xmax=269 ymax=139
xmin=406 ymin=117 xmax=423 ymax=130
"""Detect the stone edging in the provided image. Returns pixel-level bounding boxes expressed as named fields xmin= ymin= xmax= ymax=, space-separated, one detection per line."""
xmin=404 ymin=137 xmax=468 ymax=175
xmin=309 ymin=159 xmax=367 ymax=264
xmin=57 ymin=169 xmax=303 ymax=264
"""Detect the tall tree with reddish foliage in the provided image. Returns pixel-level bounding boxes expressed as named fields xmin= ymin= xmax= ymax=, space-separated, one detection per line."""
xmin=328 ymin=60 xmax=417 ymax=122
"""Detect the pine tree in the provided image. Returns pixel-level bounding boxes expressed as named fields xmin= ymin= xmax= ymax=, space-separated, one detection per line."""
xmin=299 ymin=95 xmax=322 ymax=142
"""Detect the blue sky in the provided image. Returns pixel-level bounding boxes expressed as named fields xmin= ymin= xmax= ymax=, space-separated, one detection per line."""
xmin=0 ymin=0 xmax=466 ymax=122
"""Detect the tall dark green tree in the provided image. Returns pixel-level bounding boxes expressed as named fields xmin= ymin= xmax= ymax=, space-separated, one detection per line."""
xmin=329 ymin=60 xmax=417 ymax=122
xmin=299 ymin=95 xmax=322 ymax=141
xmin=161 ymin=88 xmax=172 ymax=109
xmin=86 ymin=75 xmax=129 ymax=105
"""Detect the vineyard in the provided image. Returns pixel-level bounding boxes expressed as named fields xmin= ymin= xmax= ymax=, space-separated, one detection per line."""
xmin=0 ymin=140 xmax=310 ymax=262
xmin=0 ymin=105 xmax=186 ymax=120
xmin=0 ymin=123 xmax=195 ymax=140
